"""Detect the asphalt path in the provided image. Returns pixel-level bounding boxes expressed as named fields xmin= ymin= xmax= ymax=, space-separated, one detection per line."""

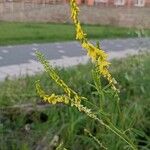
xmin=0 ymin=38 xmax=149 ymax=81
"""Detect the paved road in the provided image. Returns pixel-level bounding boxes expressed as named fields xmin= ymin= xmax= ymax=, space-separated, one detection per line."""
xmin=0 ymin=38 xmax=149 ymax=81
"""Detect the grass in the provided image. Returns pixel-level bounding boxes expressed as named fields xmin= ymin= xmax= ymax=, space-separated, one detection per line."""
xmin=0 ymin=52 xmax=150 ymax=150
xmin=0 ymin=22 xmax=150 ymax=45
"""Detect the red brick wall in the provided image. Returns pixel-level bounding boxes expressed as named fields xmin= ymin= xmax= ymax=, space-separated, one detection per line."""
xmin=85 ymin=0 xmax=150 ymax=7
xmin=145 ymin=0 xmax=150 ymax=7
xmin=1 ymin=0 xmax=149 ymax=7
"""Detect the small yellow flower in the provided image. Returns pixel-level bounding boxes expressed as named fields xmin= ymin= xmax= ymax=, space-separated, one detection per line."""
xmin=36 ymin=79 xmax=70 ymax=105
xmin=76 ymin=23 xmax=86 ymax=40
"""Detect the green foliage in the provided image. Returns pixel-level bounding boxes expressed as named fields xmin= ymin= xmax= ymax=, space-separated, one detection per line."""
xmin=1 ymin=52 xmax=150 ymax=149
xmin=0 ymin=22 xmax=150 ymax=45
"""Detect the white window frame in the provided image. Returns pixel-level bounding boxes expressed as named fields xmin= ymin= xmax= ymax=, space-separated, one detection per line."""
xmin=134 ymin=0 xmax=145 ymax=7
xmin=95 ymin=0 xmax=108 ymax=3
xmin=114 ymin=0 xmax=125 ymax=6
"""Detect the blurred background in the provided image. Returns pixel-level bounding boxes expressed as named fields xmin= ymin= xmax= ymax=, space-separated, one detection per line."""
xmin=0 ymin=0 xmax=150 ymax=28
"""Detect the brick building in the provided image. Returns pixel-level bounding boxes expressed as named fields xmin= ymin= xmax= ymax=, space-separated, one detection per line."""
xmin=0 ymin=0 xmax=150 ymax=7
xmin=76 ymin=0 xmax=150 ymax=7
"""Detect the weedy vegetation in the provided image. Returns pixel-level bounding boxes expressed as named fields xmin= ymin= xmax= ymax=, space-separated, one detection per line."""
xmin=0 ymin=52 xmax=150 ymax=150
xmin=0 ymin=0 xmax=150 ymax=149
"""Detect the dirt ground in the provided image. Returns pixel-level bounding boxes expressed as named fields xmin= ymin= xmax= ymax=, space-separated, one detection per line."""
xmin=0 ymin=3 xmax=150 ymax=28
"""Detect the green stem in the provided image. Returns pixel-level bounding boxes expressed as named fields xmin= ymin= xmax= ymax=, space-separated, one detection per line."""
xmin=79 ymin=105 xmax=137 ymax=150
xmin=97 ymin=118 xmax=137 ymax=150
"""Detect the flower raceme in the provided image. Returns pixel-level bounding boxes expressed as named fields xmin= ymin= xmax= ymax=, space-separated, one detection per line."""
xmin=70 ymin=0 xmax=118 ymax=92
xmin=36 ymin=81 xmax=69 ymax=105
xmin=35 ymin=52 xmax=99 ymax=119
xmin=35 ymin=51 xmax=84 ymax=108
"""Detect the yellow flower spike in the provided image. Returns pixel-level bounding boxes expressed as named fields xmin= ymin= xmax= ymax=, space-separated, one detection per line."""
xmin=35 ymin=51 xmax=83 ymax=107
xmin=36 ymin=80 xmax=70 ymax=105
xmin=70 ymin=0 xmax=118 ymax=93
